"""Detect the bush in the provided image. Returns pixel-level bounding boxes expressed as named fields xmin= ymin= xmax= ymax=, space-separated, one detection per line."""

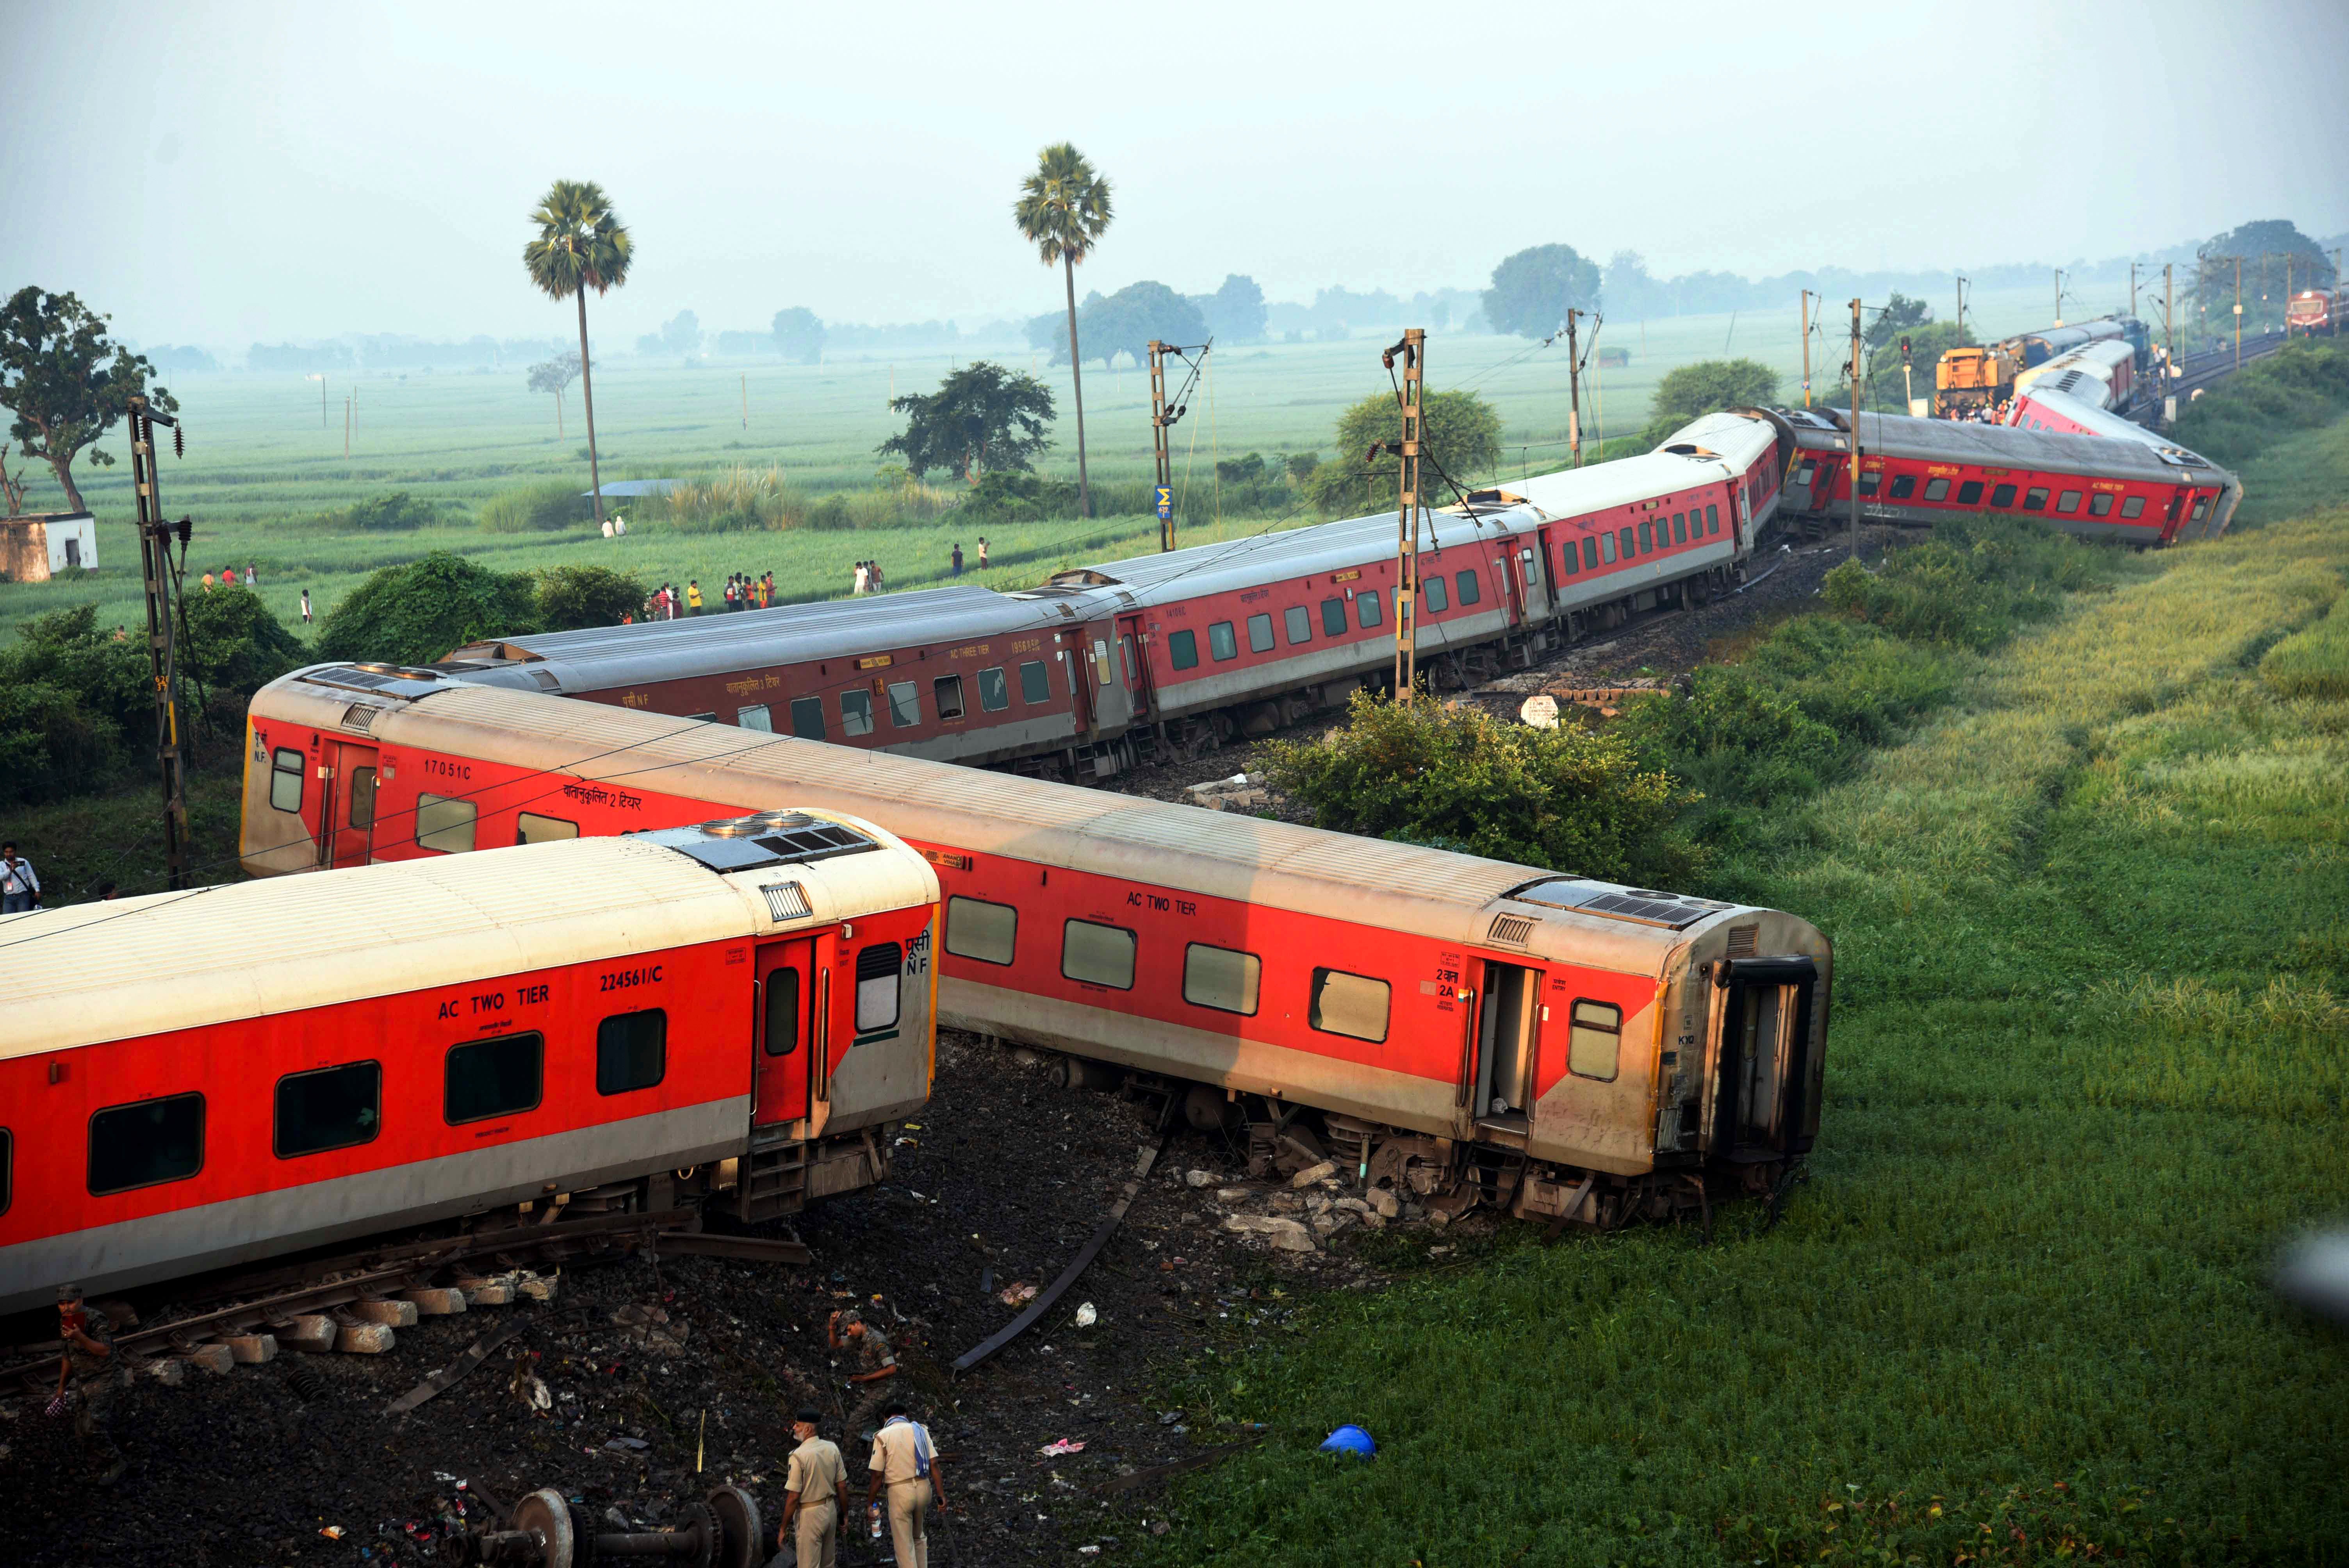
xmin=0 ymin=606 xmax=149 ymax=805
xmin=480 ymin=480 xmax=593 ymax=533
xmin=1821 ymin=517 xmax=2103 ymax=650
xmin=1306 ymin=389 xmax=1502 ymax=516
xmin=959 ymin=471 xmax=1078 ymax=524
xmin=535 ymin=565 xmax=646 ymax=631
xmin=316 ymin=551 xmax=541 ymax=665
xmin=1262 ymin=690 xmax=1695 ymax=887
xmin=0 ymin=680 xmax=114 ymax=807
xmin=181 ymin=583 xmax=309 ymax=703
xmin=333 ymin=490 xmax=443 ymax=531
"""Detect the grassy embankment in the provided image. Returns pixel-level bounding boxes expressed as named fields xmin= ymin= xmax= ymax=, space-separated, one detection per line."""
xmin=1126 ymin=426 xmax=2349 ymax=1564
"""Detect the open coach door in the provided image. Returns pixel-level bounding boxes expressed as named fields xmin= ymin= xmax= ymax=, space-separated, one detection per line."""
xmin=1707 ymin=955 xmax=1823 ymax=1166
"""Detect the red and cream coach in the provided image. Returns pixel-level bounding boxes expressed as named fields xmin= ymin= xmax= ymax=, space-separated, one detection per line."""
xmin=242 ymin=667 xmax=1832 ymax=1227
xmin=0 ymin=816 xmax=937 ymax=1312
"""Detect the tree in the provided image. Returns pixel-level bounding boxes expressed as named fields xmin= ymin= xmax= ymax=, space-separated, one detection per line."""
xmin=876 ymin=362 xmax=1056 ymax=483
xmin=1050 ymin=282 xmax=1207 ymax=368
xmin=1306 ymin=388 xmax=1502 ymax=515
xmin=535 ymin=564 xmax=645 ymax=630
xmin=637 ymin=310 xmax=699 ymax=359
xmin=0 ymin=287 xmax=178 ymax=513
xmin=772 ymin=307 xmax=826 ymax=364
xmin=317 ymin=551 xmax=542 ymax=666
xmin=1865 ymin=292 xmax=1933 ymax=355
xmin=524 ymin=179 xmax=633 ymax=529
xmin=1197 ymin=275 xmax=1267 ymax=342
xmin=1641 ymin=358 xmax=1781 ymax=447
xmin=527 ymin=351 xmax=580 ymax=435
xmin=1481 ymin=244 xmax=1601 ymax=340
xmin=1013 ymin=143 xmax=1113 ymax=518
xmin=1602 ymin=251 xmax=1660 ymax=319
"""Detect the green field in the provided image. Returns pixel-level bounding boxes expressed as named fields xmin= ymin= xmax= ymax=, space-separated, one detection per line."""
xmin=0 ymin=285 xmax=2080 ymax=641
xmin=1122 ymin=436 xmax=2349 ymax=1563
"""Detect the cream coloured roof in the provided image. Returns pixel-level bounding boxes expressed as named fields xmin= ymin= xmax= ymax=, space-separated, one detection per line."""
xmin=4 ymin=823 xmax=933 ymax=1059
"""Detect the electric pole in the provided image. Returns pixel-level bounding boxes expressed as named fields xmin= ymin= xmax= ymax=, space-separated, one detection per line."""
xmin=1147 ymin=340 xmax=1176 ymax=552
xmin=344 ymin=397 xmax=351 ymax=458
xmin=741 ymin=372 xmax=748 ymax=429
xmin=2336 ymin=249 xmax=2344 ymax=337
xmin=1387 ymin=328 xmax=1425 ymax=703
xmin=1848 ymin=300 xmax=1862 ymax=564
xmin=1800 ymin=290 xmax=1815 ymax=408
xmin=126 ymin=395 xmax=193 ymax=891
xmin=1955 ymin=274 xmax=1968 ymax=340
xmin=2130 ymin=261 xmax=2140 ymax=319
xmin=1564 ymin=310 xmax=1584 ymax=467
xmin=2054 ymin=269 xmax=2065 ymax=328
xmin=2235 ymin=255 xmax=2244 ymax=368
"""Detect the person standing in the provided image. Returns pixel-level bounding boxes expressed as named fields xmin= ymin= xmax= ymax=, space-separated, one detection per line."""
xmin=723 ymin=576 xmax=738 ymax=613
xmin=300 ymin=588 xmax=313 ymax=625
xmin=976 ymin=536 xmax=989 ymax=569
xmin=950 ymin=542 xmax=963 ymax=576
xmin=51 ymin=1285 xmax=123 ymax=1485
xmin=200 ymin=570 xmax=214 ymax=592
xmin=1 ymin=841 xmax=39 ymax=912
xmin=853 ymin=561 xmax=869 ymax=596
xmin=870 ymin=560 xmax=885 ymax=593
xmin=245 ymin=561 xmax=258 ymax=586
xmin=687 ymin=579 xmax=704 ymax=615
xmin=864 ymin=1402 xmax=946 ymax=1568
xmin=828 ymin=1309 xmax=897 ymax=1438
xmin=777 ymin=1406 xmax=850 ymax=1568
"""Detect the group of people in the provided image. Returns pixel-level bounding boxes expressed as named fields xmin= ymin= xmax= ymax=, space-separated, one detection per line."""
xmin=946 ymin=536 xmax=991 ymax=577
xmin=1942 ymin=399 xmax=2015 ymax=423
xmin=774 ymin=1308 xmax=948 ymax=1568
xmin=850 ymin=558 xmax=889 ymax=595
xmin=631 ymin=572 xmax=778 ymax=622
xmin=198 ymin=563 xmax=259 ymax=591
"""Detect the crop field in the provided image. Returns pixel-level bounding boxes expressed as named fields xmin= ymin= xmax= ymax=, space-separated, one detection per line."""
xmin=2 ymin=285 xmax=2076 ymax=641
xmin=1125 ymin=429 xmax=2349 ymax=1564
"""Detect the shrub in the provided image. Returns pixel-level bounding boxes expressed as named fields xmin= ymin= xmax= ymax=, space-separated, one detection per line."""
xmin=334 ymin=490 xmax=442 ymax=531
xmin=1262 ymin=689 xmax=1695 ymax=887
xmin=181 ymin=583 xmax=309 ymax=705
xmin=536 ymin=565 xmax=646 ymax=631
xmin=1821 ymin=517 xmax=2101 ymax=650
xmin=0 ymin=680 xmax=114 ymax=806
xmin=316 ymin=551 xmax=541 ymax=665
xmin=962 ymin=471 xmax=1078 ymax=524
xmin=480 ymin=480 xmax=593 ymax=533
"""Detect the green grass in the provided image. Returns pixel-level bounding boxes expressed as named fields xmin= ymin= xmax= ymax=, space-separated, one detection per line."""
xmin=1125 ymin=501 xmax=2349 ymax=1564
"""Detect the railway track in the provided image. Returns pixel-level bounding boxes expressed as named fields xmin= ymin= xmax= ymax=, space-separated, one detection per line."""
xmin=1 ymin=1208 xmax=805 ymax=1395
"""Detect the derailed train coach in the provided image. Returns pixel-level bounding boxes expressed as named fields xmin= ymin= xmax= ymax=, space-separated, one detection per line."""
xmin=242 ymin=668 xmax=1833 ymax=1228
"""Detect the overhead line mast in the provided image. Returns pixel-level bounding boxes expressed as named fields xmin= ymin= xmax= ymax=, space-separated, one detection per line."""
xmin=1388 ymin=328 xmax=1426 ymax=703
xmin=126 ymin=395 xmax=194 ymax=891
xmin=1145 ymin=339 xmax=1210 ymax=552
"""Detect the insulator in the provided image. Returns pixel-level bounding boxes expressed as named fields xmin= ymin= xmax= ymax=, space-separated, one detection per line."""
xmin=175 ymin=517 xmax=192 ymax=544
xmin=173 ymin=426 xmax=184 ymax=458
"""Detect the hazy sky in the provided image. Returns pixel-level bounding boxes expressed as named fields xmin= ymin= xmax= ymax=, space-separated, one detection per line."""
xmin=7 ymin=0 xmax=2345 ymax=348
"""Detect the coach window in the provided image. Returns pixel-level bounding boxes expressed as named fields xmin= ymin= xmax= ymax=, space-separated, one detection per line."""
xmin=1309 ymin=968 xmax=1389 ymax=1042
xmin=736 ymin=704 xmax=773 ymax=732
xmin=1618 ymin=526 xmax=1636 ymax=559
xmin=839 ymin=689 xmax=875 ymax=736
xmin=1456 ymin=569 xmax=1481 ymax=606
xmin=1568 ymin=999 xmax=1622 ymax=1081
xmin=933 ymin=674 xmax=966 ymax=722
xmin=1793 ymin=460 xmax=1815 ymax=486
xmin=1672 ymin=512 xmax=1688 ymax=543
xmin=1638 ymin=520 xmax=1654 ymax=553
xmin=1321 ymin=597 xmax=1347 ymax=635
xmin=790 ymin=696 xmax=827 ymax=739
xmin=2120 ymin=496 xmax=2146 ymax=519
xmin=946 ymin=895 xmax=1018 ymax=965
xmin=1019 ymin=659 xmax=1053 ymax=702
xmin=1209 ymin=621 xmax=1239 ymax=661
xmin=446 ymin=1032 xmax=543 ymax=1124
xmin=1357 ymin=589 xmax=1384 ymax=628
xmin=763 ymin=968 xmax=801 ymax=1055
xmin=1923 ymin=477 xmax=1951 ymax=501
xmin=596 ymin=1009 xmax=667 ymax=1095
xmin=270 ymin=747 xmax=305 ymax=813
xmin=1957 ymin=480 xmax=1985 ymax=505
xmin=89 ymin=1092 xmax=204 ymax=1195
xmin=977 ymin=667 xmax=1010 ymax=711
xmin=1284 ymin=605 xmax=1312 ymax=645
xmin=1857 ymin=472 xmax=1880 ymax=497
xmin=1183 ymin=943 xmax=1261 ymax=1016
xmin=1990 ymin=484 xmax=2018 ymax=509
xmin=1555 ymin=542 xmax=1578 ymax=577
xmin=1587 ymin=536 xmax=1606 ymax=569
xmin=855 ymin=943 xmax=904 ymax=1032
xmin=1706 ymin=504 xmax=1720 ymax=534
xmin=348 ymin=768 xmax=378 ymax=831
xmin=417 ymin=794 xmax=477 ymax=854
xmin=1889 ymin=474 xmax=1916 ymax=499
xmin=2190 ymin=497 xmax=2211 ymax=522
xmin=274 ymin=1061 xmax=381 ymax=1157
xmin=1599 ymin=532 xmax=1616 ymax=565
xmin=516 ymin=812 xmax=578 ymax=846
xmin=1062 ymin=918 xmax=1136 ymax=990
xmin=2089 ymin=493 xmax=2114 ymax=517
xmin=2023 ymin=487 xmax=2050 ymax=511
xmin=886 ymin=680 xmax=921 ymax=728
xmin=2056 ymin=490 xmax=2083 ymax=514
xmin=1422 ymin=575 xmax=1448 ymax=613
xmin=1169 ymin=629 xmax=1199 ymax=669
xmin=1247 ymin=612 xmax=1275 ymax=653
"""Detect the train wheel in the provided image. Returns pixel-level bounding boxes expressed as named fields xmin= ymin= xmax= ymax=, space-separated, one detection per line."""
xmin=512 ymin=1489 xmax=576 ymax=1568
xmin=706 ymin=1486 xmax=763 ymax=1568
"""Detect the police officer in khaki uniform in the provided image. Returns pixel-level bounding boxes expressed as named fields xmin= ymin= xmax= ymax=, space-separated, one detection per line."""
xmin=864 ymin=1402 xmax=947 ymax=1568
xmin=776 ymin=1406 xmax=848 ymax=1568
xmin=52 ymin=1284 xmax=123 ymax=1484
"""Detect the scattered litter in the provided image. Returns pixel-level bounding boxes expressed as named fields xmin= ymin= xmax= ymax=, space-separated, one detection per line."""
xmin=1073 ymin=1302 xmax=1098 ymax=1328
xmin=1039 ymin=1438 xmax=1087 ymax=1456
xmin=605 ymin=1436 xmax=650 ymax=1451
xmin=1320 ymin=1424 xmax=1377 ymax=1459
xmin=998 ymin=1281 xmax=1040 ymax=1307
xmin=1183 ymin=1169 xmax=1217 ymax=1188
xmin=321 ymin=1525 xmax=347 ymax=1540
xmin=1078 ymin=1547 xmax=1101 ymax=1557
xmin=432 ymin=1472 xmax=456 ymax=1483
xmin=1158 ymin=1410 xmax=1182 ymax=1425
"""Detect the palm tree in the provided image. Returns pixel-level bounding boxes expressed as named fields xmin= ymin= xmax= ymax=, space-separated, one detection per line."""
xmin=1013 ymin=144 xmax=1112 ymax=519
xmin=523 ymin=180 xmax=633 ymax=527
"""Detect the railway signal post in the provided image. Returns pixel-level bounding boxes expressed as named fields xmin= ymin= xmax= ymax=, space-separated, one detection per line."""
xmin=125 ymin=394 xmax=194 ymax=891
xmin=1388 ymin=327 xmax=1426 ymax=702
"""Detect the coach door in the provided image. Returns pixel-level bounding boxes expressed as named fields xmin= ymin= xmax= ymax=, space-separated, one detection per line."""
xmin=1709 ymin=956 xmax=1820 ymax=1160
xmin=1465 ymin=959 xmax=1542 ymax=1139
xmin=1117 ymin=613 xmax=1154 ymax=720
xmin=752 ymin=937 xmax=817 ymax=1128
xmin=319 ymin=741 xmax=378 ymax=869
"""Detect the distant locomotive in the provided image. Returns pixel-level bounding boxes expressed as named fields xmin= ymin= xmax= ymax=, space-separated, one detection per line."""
xmin=2287 ymin=289 xmax=2339 ymax=337
xmin=0 ymin=818 xmax=938 ymax=1313
xmin=242 ymin=669 xmax=1835 ymax=1231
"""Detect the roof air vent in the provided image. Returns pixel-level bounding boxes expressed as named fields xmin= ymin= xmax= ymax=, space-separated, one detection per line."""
xmin=763 ymin=882 xmax=812 ymax=922
xmin=340 ymin=703 xmax=381 ymax=734
xmin=1487 ymin=914 xmax=1537 ymax=946
xmin=1725 ymin=925 xmax=1759 ymax=958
